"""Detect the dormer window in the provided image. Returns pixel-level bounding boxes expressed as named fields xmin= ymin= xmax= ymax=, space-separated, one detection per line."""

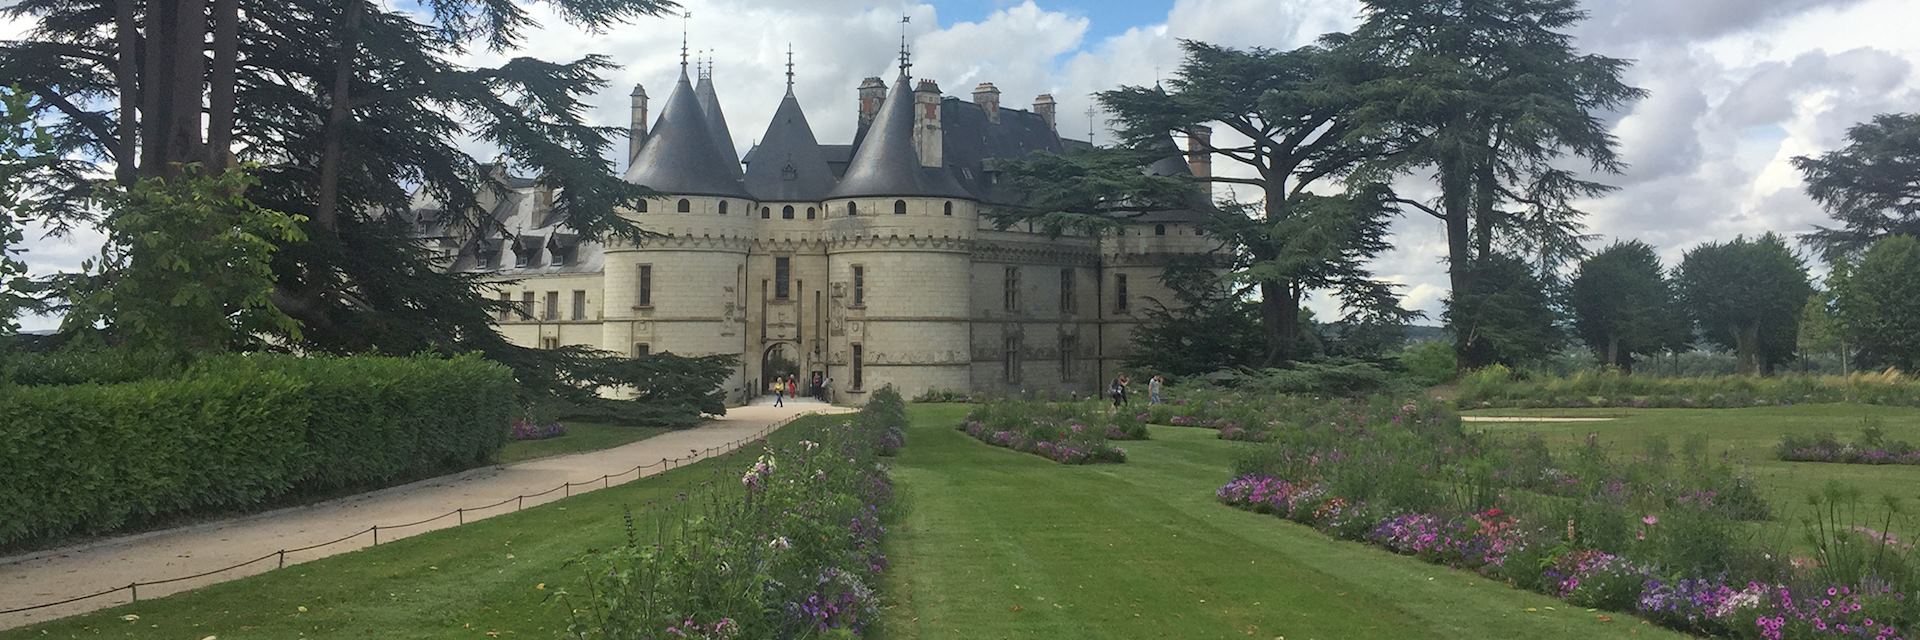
xmin=514 ymin=247 xmax=533 ymax=268
xmin=781 ymin=163 xmax=797 ymax=181
xmin=677 ymin=199 xmax=691 ymax=213
xmin=550 ymin=246 xmax=571 ymax=267
xmin=894 ymin=200 xmax=907 ymax=215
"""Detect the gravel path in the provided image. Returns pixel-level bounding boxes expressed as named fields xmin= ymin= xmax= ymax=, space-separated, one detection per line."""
xmin=0 ymin=400 xmax=850 ymax=629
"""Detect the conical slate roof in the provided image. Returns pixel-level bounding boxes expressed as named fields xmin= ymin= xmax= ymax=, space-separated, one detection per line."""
xmin=623 ymin=69 xmax=750 ymax=199
xmin=828 ymin=75 xmax=970 ymax=200
xmin=743 ymin=92 xmax=837 ymax=201
xmin=695 ymin=75 xmax=743 ymax=178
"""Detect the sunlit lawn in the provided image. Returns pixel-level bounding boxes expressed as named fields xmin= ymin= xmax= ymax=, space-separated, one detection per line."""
xmin=878 ymin=403 xmax=1683 ymax=639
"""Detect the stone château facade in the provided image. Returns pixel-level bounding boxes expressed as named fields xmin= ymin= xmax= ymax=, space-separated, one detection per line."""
xmin=408 ymin=51 xmax=1219 ymax=405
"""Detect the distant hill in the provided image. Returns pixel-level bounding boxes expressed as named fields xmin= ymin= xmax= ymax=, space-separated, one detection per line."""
xmin=1404 ymin=324 xmax=1448 ymax=343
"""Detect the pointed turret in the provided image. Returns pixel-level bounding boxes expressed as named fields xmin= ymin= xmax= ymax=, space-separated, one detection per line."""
xmin=827 ymin=74 xmax=969 ymax=200
xmin=694 ymin=72 xmax=743 ymax=179
xmin=743 ymin=53 xmax=836 ymax=202
xmin=623 ymin=68 xmax=750 ymax=199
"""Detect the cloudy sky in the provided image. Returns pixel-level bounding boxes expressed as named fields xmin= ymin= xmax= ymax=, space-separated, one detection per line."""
xmin=9 ymin=0 xmax=1920 ymax=330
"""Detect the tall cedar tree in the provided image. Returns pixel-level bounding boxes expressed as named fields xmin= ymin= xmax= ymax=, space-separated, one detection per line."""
xmin=1 ymin=85 xmax=58 ymax=337
xmin=1567 ymin=240 xmax=1685 ymax=372
xmin=1348 ymin=0 xmax=1643 ymax=370
xmin=1829 ymin=234 xmax=1920 ymax=371
xmin=1124 ymin=257 xmax=1266 ymax=377
xmin=0 ymin=0 xmax=738 ymax=412
xmin=1673 ymin=234 xmax=1812 ymax=375
xmin=988 ymin=39 xmax=1412 ymax=365
xmin=1794 ymin=113 xmax=1920 ymax=262
xmin=1442 ymin=253 xmax=1559 ymax=368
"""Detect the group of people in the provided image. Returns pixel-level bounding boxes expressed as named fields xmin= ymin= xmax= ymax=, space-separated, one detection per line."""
xmin=769 ymin=373 xmax=831 ymax=407
xmin=1107 ymin=374 xmax=1164 ymax=409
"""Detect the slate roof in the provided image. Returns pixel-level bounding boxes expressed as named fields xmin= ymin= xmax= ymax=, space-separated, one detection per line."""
xmin=939 ymin=96 xmax=1064 ymax=204
xmin=741 ymin=92 xmax=837 ymax=201
xmin=826 ymin=75 xmax=971 ymax=200
xmin=695 ymin=75 xmax=744 ymax=179
xmin=621 ymin=69 xmax=751 ymax=199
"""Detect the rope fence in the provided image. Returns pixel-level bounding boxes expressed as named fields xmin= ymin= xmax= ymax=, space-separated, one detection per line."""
xmin=1 ymin=413 xmax=807 ymax=618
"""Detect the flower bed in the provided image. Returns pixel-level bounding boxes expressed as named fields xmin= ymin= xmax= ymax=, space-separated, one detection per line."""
xmin=1458 ymin=365 xmax=1920 ymax=410
xmin=1779 ymin=422 xmax=1920 ymax=466
xmin=957 ymin=400 xmax=1133 ymax=464
xmin=560 ymin=388 xmax=906 ymax=638
xmin=508 ymin=419 xmax=567 ymax=441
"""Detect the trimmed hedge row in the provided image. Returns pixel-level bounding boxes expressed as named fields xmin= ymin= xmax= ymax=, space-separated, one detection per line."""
xmin=0 ymin=354 xmax=515 ymax=546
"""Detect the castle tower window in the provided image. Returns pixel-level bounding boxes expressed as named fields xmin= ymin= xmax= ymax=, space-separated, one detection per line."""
xmin=677 ymin=199 xmax=691 ymax=213
xmin=806 ymin=206 xmax=817 ymax=220
xmin=782 ymin=205 xmax=795 ymax=219
xmin=774 ymin=257 xmax=791 ymax=300
xmin=852 ymin=265 xmax=865 ymax=306
xmin=637 ymin=200 xmax=648 ymax=212
xmin=761 ymin=206 xmax=771 ymax=219
xmin=1002 ymin=335 xmax=1020 ymax=383
xmin=1003 ymin=267 xmax=1020 ymax=312
xmin=1154 ymin=224 xmax=1167 ymax=236
xmin=1195 ymin=227 xmax=1206 ymax=236
xmin=943 ymin=201 xmax=953 ymax=216
xmin=850 ymin=344 xmax=865 ymax=391
xmin=847 ymin=201 xmax=858 ymax=216
xmin=1114 ymin=273 xmax=1130 ymax=313
xmin=893 ymin=200 xmax=907 ymax=215
xmin=637 ymin=264 xmax=653 ymax=307
xmin=632 ymin=343 xmax=650 ymax=358
xmin=1059 ymin=268 xmax=1076 ymax=314
xmin=718 ymin=201 xmax=729 ymax=215
xmin=1059 ymin=334 xmax=1075 ymax=381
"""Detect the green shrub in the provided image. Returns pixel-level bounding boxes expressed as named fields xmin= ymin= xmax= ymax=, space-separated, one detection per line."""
xmin=1237 ymin=359 xmax=1404 ymax=397
xmin=1398 ymin=341 xmax=1457 ymax=386
xmin=1457 ymin=365 xmax=1920 ymax=409
xmin=0 ymin=348 xmax=179 ymax=385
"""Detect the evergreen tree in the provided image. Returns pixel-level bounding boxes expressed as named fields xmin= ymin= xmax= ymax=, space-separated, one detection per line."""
xmin=1348 ymin=0 xmax=1642 ymax=370
xmin=1794 ymin=113 xmax=1920 ymax=262
xmin=990 ymin=39 xmax=1412 ymax=366
xmin=1443 ymin=253 xmax=1560 ymax=368
xmin=1673 ymin=234 xmax=1812 ymax=375
xmin=1829 ymin=235 xmax=1920 ymax=371
xmin=1567 ymin=240 xmax=1682 ymax=372
xmin=1125 ymin=258 xmax=1265 ymax=377
xmin=0 ymin=85 xmax=56 ymax=338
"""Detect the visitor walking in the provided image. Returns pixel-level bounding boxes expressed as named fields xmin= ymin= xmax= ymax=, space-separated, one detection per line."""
xmin=773 ymin=379 xmax=785 ymax=407
xmin=823 ymin=376 xmax=834 ymax=403
xmin=1149 ymin=375 xmax=1164 ymax=405
xmin=1108 ymin=374 xmax=1131 ymax=410
xmin=786 ymin=376 xmax=797 ymax=400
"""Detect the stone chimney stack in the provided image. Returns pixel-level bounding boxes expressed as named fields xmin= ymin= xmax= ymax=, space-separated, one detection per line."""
xmin=1186 ymin=126 xmax=1212 ymax=179
xmin=628 ymin=84 xmax=648 ymax=165
xmin=913 ymin=79 xmax=944 ymax=168
xmin=1033 ymin=94 xmax=1057 ymax=131
xmin=973 ymin=82 xmax=1001 ymax=124
xmin=857 ymin=76 xmax=887 ymax=127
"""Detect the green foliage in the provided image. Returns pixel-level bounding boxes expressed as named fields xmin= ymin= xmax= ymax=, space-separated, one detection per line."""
xmin=1674 ymin=233 xmax=1812 ymax=375
xmin=0 ymin=348 xmax=179 ymax=385
xmin=0 ymin=84 xmax=56 ymax=337
xmin=1235 ymin=359 xmax=1405 ymax=397
xmin=1457 ymin=365 xmax=1920 ymax=409
xmin=63 ymin=166 xmax=306 ymax=352
xmin=0 ymin=354 xmax=514 ymax=546
xmin=959 ymin=400 xmax=1135 ymax=464
xmin=1794 ymin=113 xmax=1920 ymax=262
xmin=1798 ymin=290 xmax=1845 ymax=362
xmin=1830 ymin=235 xmax=1920 ymax=370
xmin=1399 ymin=340 xmax=1457 ymax=386
xmin=1125 ymin=257 xmax=1266 ymax=376
xmin=1445 ymin=254 xmax=1561 ymax=367
xmin=1568 ymin=241 xmax=1686 ymax=371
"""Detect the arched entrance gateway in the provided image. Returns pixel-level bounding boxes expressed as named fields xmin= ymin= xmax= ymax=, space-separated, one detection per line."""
xmin=761 ymin=342 xmax=800 ymax=396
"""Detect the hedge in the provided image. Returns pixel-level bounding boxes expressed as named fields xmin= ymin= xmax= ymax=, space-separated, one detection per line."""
xmin=1456 ymin=365 xmax=1920 ymax=409
xmin=0 ymin=354 xmax=515 ymax=546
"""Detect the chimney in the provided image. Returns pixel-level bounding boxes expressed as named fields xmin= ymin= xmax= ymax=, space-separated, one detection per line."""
xmin=1186 ymin=125 xmax=1212 ymax=179
xmin=972 ymin=82 xmax=1001 ymax=124
xmin=857 ymin=76 xmax=886 ymax=127
xmin=628 ymin=84 xmax=648 ymax=165
xmin=1033 ymin=94 xmax=1057 ymax=131
xmin=914 ymin=79 xmax=943 ymax=168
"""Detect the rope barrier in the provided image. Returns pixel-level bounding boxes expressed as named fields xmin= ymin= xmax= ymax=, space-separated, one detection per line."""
xmin=0 ymin=412 xmax=808 ymax=618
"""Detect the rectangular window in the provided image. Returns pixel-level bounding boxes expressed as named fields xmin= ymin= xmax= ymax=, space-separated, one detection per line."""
xmin=1059 ymin=268 xmax=1075 ymax=314
xmin=544 ymin=291 xmax=559 ymax=320
xmin=540 ymin=335 xmax=559 ymax=350
xmin=497 ymin=292 xmax=511 ymax=321
xmin=571 ymin=290 xmax=587 ymax=320
xmin=1115 ymin=273 xmax=1129 ymax=313
xmin=1003 ymin=266 xmax=1020 ymax=313
xmin=514 ymin=248 xmax=532 ymax=268
xmin=1059 ymin=334 xmax=1075 ymax=382
xmin=852 ymin=265 xmax=866 ymax=306
xmin=632 ymin=343 xmax=650 ymax=358
xmin=1003 ymin=335 xmax=1020 ymax=383
xmin=775 ymin=257 xmax=791 ymax=300
xmin=551 ymin=246 xmax=569 ymax=267
xmin=851 ymin=344 xmax=865 ymax=391
xmin=637 ymin=264 xmax=653 ymax=306
xmin=519 ymin=291 xmax=535 ymax=320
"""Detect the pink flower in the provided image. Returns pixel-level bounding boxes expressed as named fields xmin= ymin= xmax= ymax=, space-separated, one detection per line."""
xmin=1642 ymin=514 xmax=1659 ymax=526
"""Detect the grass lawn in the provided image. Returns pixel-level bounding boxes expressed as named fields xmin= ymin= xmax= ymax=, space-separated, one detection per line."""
xmin=1462 ymin=403 xmax=1920 ymax=542
xmin=494 ymin=422 xmax=669 ymax=464
xmin=879 ymin=403 xmax=1684 ymax=640
xmin=0 ymin=415 xmax=828 ymax=640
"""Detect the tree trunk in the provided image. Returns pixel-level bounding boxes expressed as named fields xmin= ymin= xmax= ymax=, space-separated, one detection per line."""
xmin=1259 ymin=279 xmax=1297 ymax=365
xmin=206 ymin=0 xmax=239 ymax=168
xmin=1733 ymin=323 xmax=1760 ymax=375
xmin=165 ymin=0 xmax=208 ymax=169
xmin=313 ymin=0 xmax=364 ymax=232
xmin=1473 ymin=154 xmax=1497 ymax=262
xmin=1606 ymin=334 xmax=1620 ymax=370
xmin=113 ymin=0 xmax=140 ymax=185
xmin=137 ymin=0 xmax=174 ymax=177
xmin=1441 ymin=155 xmax=1476 ymax=371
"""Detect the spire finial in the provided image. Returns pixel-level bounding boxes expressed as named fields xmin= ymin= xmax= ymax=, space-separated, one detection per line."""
xmin=785 ymin=44 xmax=796 ymax=95
xmin=679 ymin=11 xmax=690 ymax=72
xmin=898 ymin=14 xmax=912 ymax=78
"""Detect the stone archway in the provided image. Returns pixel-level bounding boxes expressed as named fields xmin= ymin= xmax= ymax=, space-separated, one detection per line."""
xmin=761 ymin=342 xmax=800 ymax=394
